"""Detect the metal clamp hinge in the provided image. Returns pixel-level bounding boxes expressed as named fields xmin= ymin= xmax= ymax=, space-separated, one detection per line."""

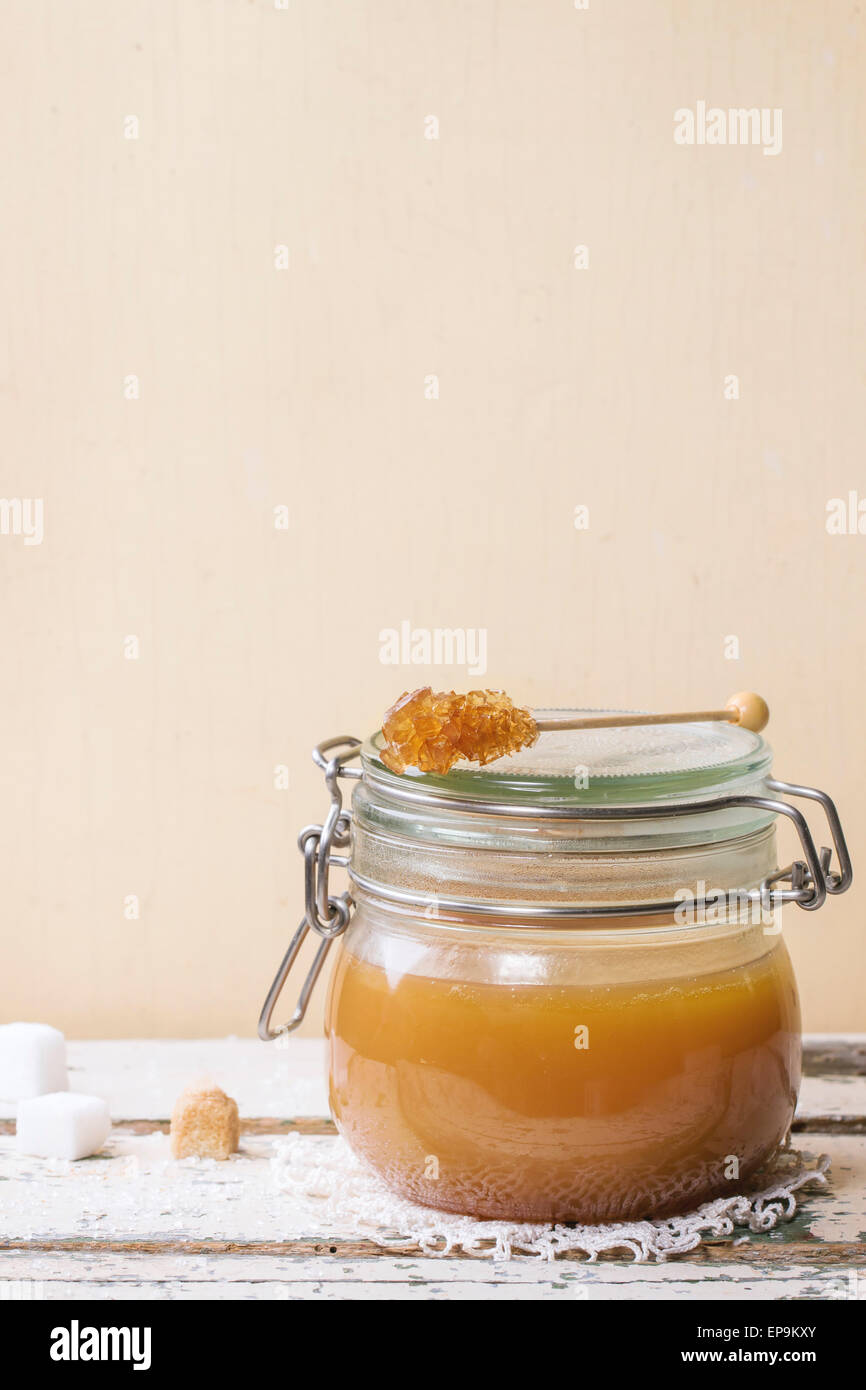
xmin=257 ymin=737 xmax=362 ymax=1040
xmin=756 ymin=778 xmax=854 ymax=911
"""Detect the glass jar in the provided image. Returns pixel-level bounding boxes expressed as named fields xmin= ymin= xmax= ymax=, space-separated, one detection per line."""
xmin=260 ymin=713 xmax=852 ymax=1224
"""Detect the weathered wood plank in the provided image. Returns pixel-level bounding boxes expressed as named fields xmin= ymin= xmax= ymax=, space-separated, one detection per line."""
xmin=797 ymin=1073 xmax=866 ymax=1122
xmin=0 ymin=1275 xmax=858 ymax=1300
xmin=794 ymin=1117 xmax=866 ymax=1135
xmin=0 ymin=1252 xmax=862 ymax=1302
xmin=804 ymin=1038 xmax=866 ymax=1077
xmin=0 ymin=1038 xmax=330 ymax=1122
xmin=3 ymin=1236 xmax=865 ymax=1266
xmin=0 ymin=1117 xmax=338 ymax=1137
xmin=0 ymin=1249 xmax=836 ymax=1284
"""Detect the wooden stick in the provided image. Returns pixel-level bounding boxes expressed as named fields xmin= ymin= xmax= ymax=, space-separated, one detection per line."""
xmin=534 ymin=692 xmax=769 ymax=735
xmin=535 ymin=709 xmax=735 ymax=732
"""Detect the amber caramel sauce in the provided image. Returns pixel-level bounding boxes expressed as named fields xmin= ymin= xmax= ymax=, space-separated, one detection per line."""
xmin=327 ymin=941 xmax=801 ymax=1222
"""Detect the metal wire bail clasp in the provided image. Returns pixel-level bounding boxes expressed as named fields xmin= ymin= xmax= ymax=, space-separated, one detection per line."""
xmin=257 ymin=737 xmax=362 ymax=1041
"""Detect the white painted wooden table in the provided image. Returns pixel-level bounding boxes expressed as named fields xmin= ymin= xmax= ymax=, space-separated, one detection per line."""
xmin=1 ymin=1036 xmax=864 ymax=1301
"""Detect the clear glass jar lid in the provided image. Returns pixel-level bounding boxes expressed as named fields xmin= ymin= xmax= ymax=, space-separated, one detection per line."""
xmin=362 ymin=709 xmax=772 ymax=809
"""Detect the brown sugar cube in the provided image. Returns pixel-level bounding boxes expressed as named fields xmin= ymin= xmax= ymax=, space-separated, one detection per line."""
xmin=170 ymin=1083 xmax=239 ymax=1160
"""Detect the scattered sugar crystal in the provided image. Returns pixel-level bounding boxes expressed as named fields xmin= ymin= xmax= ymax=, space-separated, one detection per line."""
xmin=0 ymin=1023 xmax=67 ymax=1100
xmin=16 ymin=1092 xmax=111 ymax=1160
xmin=170 ymin=1083 xmax=239 ymax=1160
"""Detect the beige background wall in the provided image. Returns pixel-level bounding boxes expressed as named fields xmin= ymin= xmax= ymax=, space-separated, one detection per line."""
xmin=1 ymin=0 xmax=863 ymax=1037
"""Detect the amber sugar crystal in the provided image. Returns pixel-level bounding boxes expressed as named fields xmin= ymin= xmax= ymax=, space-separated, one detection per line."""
xmin=380 ymin=686 xmax=538 ymax=774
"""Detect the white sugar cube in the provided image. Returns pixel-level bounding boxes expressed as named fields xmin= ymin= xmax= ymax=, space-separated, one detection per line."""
xmin=0 ymin=1023 xmax=67 ymax=1100
xmin=16 ymin=1092 xmax=111 ymax=1160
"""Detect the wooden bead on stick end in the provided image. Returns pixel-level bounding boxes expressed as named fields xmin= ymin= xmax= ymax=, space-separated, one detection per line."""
xmin=724 ymin=691 xmax=770 ymax=733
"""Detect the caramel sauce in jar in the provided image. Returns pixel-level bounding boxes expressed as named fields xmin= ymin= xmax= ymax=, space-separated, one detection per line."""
xmin=323 ymin=719 xmax=805 ymax=1223
xmin=327 ymin=915 xmax=800 ymax=1223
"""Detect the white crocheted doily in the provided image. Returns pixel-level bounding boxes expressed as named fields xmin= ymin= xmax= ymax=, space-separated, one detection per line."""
xmin=271 ymin=1133 xmax=829 ymax=1263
